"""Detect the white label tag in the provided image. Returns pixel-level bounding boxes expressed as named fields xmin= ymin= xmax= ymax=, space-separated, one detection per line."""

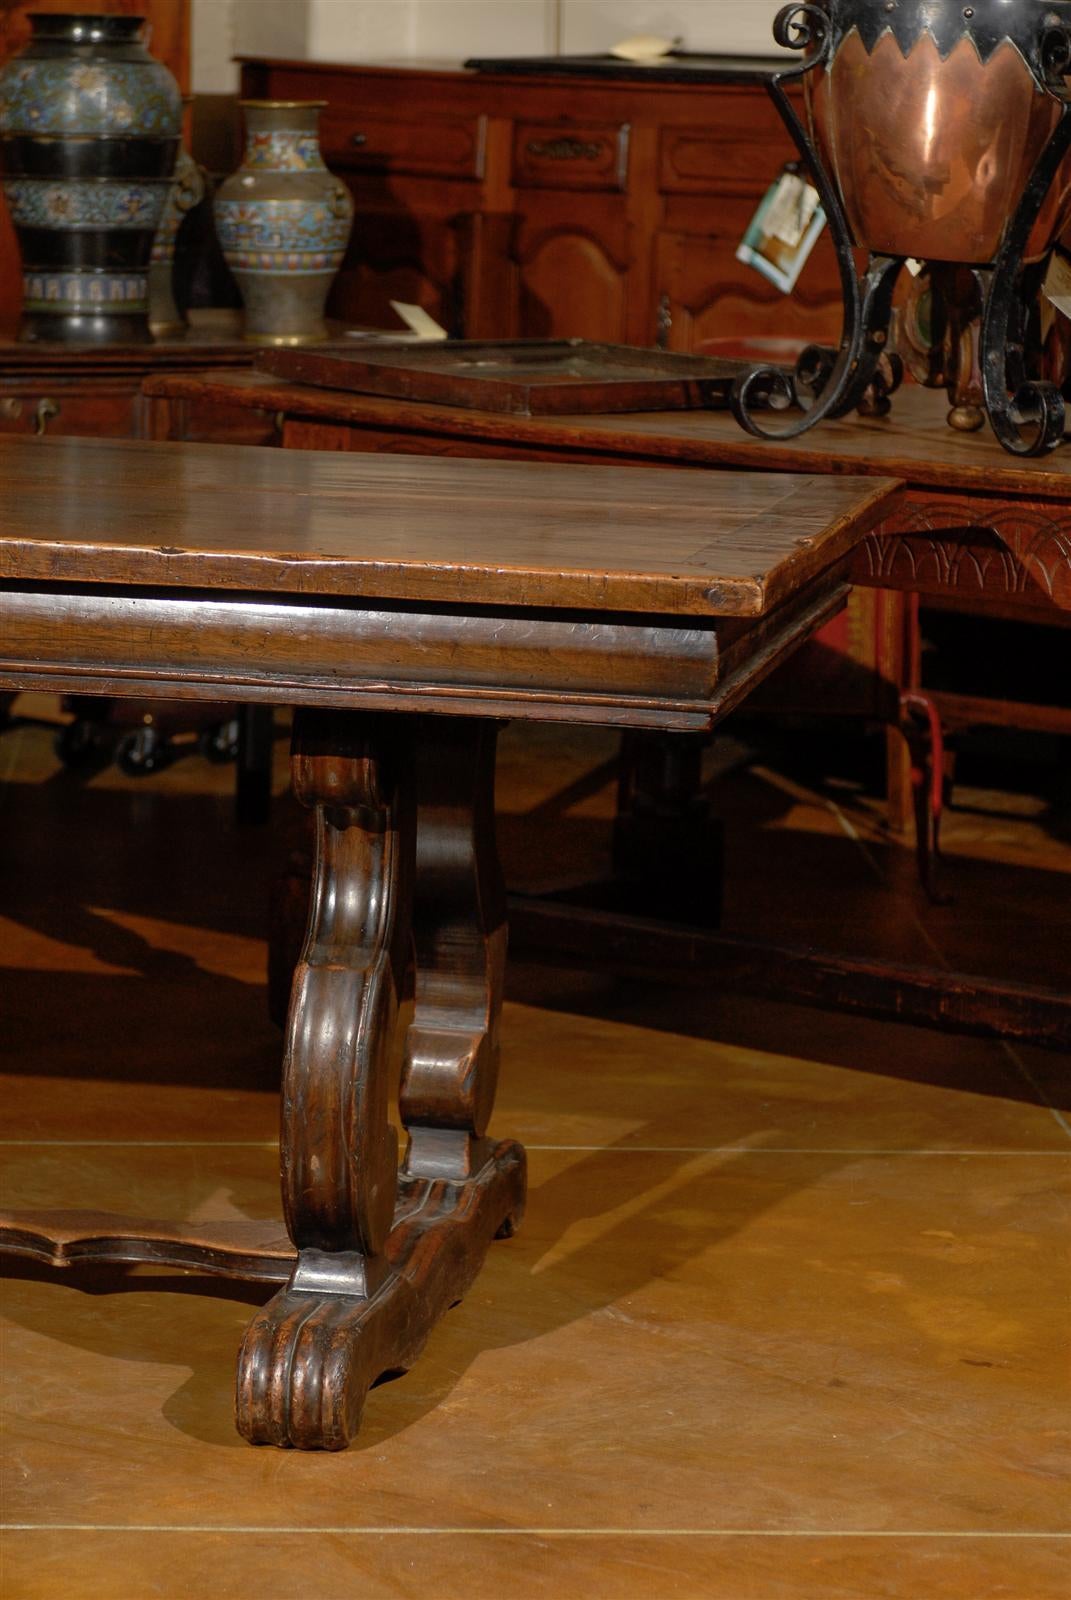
xmin=736 ymin=166 xmax=826 ymax=295
xmin=389 ymin=300 xmax=449 ymax=340
xmin=762 ymin=171 xmax=819 ymax=249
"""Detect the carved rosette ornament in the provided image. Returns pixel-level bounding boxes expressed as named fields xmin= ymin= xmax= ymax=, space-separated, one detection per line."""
xmin=731 ymin=0 xmax=1071 ymax=456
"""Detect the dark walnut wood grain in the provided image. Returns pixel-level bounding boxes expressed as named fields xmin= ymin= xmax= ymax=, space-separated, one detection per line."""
xmin=236 ymin=711 xmax=524 ymax=1449
xmin=0 ymin=434 xmax=898 ymax=618
xmin=141 ymin=373 xmax=1071 ymax=616
xmin=0 ymin=434 xmax=892 ymax=1448
xmin=140 ymin=369 xmax=1071 ymax=494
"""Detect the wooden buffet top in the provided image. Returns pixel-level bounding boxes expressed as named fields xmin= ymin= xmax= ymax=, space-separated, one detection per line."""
xmin=141 ymin=369 xmax=1071 ymax=501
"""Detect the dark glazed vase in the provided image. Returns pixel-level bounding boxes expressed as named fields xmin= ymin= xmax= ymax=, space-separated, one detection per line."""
xmin=0 ymin=12 xmax=181 ymax=344
xmin=800 ymin=0 xmax=1071 ymax=263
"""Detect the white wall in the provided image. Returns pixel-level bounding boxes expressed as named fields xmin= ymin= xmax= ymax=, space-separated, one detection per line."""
xmin=192 ymin=0 xmax=313 ymax=94
xmin=561 ymin=2 xmax=783 ymax=56
xmin=191 ymin=0 xmax=238 ymax=94
xmin=308 ymin=0 xmax=555 ymax=62
xmin=307 ymin=0 xmax=417 ymax=61
xmin=192 ymin=0 xmax=785 ymax=91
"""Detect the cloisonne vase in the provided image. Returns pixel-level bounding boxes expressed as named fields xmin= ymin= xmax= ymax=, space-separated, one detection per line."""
xmin=0 ymin=13 xmax=181 ymax=344
xmin=732 ymin=0 xmax=1071 ymax=455
xmin=214 ymin=101 xmax=354 ymax=345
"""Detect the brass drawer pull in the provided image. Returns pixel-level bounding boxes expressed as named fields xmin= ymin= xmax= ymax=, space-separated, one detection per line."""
xmin=34 ymin=398 xmax=61 ymax=435
xmin=0 ymin=397 xmax=23 ymax=421
xmin=351 ymin=132 xmax=368 ymax=147
xmin=526 ymin=137 xmax=603 ymax=162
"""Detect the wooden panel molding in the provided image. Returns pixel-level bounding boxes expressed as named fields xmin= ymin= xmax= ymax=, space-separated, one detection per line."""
xmin=511 ymin=121 xmax=630 ymax=191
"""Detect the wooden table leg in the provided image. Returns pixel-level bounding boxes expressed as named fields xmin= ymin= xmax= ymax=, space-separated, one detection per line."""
xmin=234 ymin=705 xmax=275 ymax=826
xmin=1 ymin=709 xmax=524 ymax=1451
xmin=612 ymin=731 xmax=723 ymax=927
xmin=402 ymin=721 xmax=510 ymax=1182
xmin=236 ymin=711 xmax=524 ymax=1450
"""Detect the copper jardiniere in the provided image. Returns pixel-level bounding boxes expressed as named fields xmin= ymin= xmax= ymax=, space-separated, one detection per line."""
xmin=731 ymin=0 xmax=1071 ymax=456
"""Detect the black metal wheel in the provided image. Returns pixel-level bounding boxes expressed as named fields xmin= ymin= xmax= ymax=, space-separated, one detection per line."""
xmin=115 ymin=727 xmax=169 ymax=776
xmin=198 ymin=718 xmax=241 ymax=764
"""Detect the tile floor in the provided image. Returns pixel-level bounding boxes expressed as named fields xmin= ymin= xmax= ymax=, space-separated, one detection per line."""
xmin=1 ymin=700 xmax=1068 ymax=1599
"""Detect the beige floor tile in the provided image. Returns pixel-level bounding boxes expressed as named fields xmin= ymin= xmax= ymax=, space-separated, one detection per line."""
xmin=2 ymin=1147 xmax=1067 ymax=1537
xmin=3 ymin=1530 xmax=1068 ymax=1600
xmin=1 ymin=986 xmax=1062 ymax=1153
xmin=2 ymin=700 xmax=1068 ymax=1600
xmin=494 ymin=998 xmax=1070 ymax=1154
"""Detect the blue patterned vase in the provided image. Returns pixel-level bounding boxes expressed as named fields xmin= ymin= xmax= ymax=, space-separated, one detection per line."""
xmin=214 ymin=101 xmax=354 ymax=345
xmin=0 ymin=12 xmax=181 ymax=344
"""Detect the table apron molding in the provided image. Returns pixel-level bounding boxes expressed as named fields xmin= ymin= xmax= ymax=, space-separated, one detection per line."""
xmin=855 ymin=498 xmax=1071 ymax=612
xmin=0 ymin=579 xmax=847 ymax=732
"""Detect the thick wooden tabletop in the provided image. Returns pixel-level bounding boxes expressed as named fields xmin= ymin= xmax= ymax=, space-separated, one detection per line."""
xmin=142 ymin=368 xmax=1071 ymax=501
xmin=0 ymin=435 xmax=899 ymax=618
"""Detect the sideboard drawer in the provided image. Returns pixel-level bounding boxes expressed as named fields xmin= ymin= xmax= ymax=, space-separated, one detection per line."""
xmin=0 ymin=388 xmax=134 ymax=437
xmin=319 ymin=109 xmax=486 ymax=179
xmin=659 ymin=123 xmax=789 ymax=197
xmin=512 ymin=122 xmax=629 ymax=192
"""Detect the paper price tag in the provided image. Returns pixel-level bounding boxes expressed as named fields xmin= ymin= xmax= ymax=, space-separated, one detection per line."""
xmin=762 ymin=171 xmax=819 ymax=249
xmin=736 ymin=166 xmax=826 ymax=295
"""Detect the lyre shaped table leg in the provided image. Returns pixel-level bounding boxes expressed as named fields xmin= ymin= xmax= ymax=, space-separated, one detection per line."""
xmin=401 ymin=720 xmax=520 ymax=1212
xmin=237 ymin=710 xmax=412 ymax=1449
xmin=236 ymin=712 xmax=525 ymax=1451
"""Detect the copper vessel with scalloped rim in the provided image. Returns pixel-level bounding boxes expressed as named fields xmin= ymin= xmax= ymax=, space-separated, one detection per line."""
xmin=801 ymin=0 xmax=1071 ymax=262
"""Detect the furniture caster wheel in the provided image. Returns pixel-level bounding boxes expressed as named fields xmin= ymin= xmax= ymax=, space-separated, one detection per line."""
xmin=198 ymin=717 xmax=240 ymax=764
xmin=115 ymin=727 xmax=169 ymax=776
xmin=55 ymin=718 xmax=109 ymax=769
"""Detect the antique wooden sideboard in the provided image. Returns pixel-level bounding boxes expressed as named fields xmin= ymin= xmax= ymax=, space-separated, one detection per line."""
xmin=0 ymin=312 xmax=268 ymax=444
xmin=0 ymin=434 xmax=899 ymax=1447
xmin=237 ymin=54 xmax=843 ymax=352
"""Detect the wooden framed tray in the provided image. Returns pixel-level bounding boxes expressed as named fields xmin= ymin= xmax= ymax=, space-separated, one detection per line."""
xmin=255 ymin=339 xmax=746 ymax=417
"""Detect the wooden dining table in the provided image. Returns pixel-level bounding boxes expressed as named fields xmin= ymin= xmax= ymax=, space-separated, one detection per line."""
xmin=138 ymin=365 xmax=1071 ymax=1047
xmin=0 ymin=433 xmax=902 ymax=1449
xmin=142 ymin=371 xmax=1071 ymax=620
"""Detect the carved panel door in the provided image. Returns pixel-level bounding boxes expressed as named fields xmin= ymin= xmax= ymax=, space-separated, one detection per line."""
xmin=499 ymin=199 xmax=633 ymax=342
xmin=652 ymin=227 xmax=843 ymax=354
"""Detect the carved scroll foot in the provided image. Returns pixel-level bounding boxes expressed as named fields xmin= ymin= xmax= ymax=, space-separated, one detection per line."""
xmin=2 ymin=710 xmax=525 ymax=1451
xmin=236 ymin=1248 xmax=386 ymax=1451
xmin=237 ymin=711 xmax=525 ymax=1450
xmin=236 ymin=1140 xmax=525 ymax=1450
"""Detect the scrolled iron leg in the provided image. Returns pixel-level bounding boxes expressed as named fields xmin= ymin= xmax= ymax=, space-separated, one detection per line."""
xmin=981 ymin=90 xmax=1071 ymax=455
xmin=732 ymin=254 xmax=904 ymax=439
